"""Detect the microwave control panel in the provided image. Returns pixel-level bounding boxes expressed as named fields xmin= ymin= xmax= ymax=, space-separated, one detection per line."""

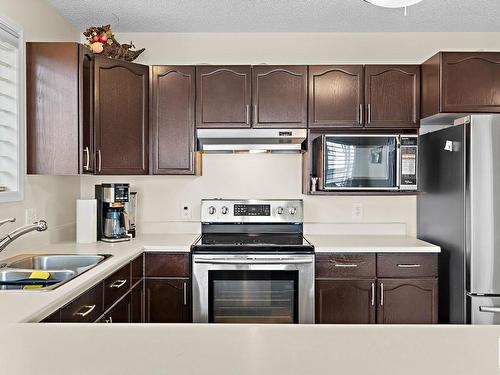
xmin=400 ymin=136 xmax=418 ymax=190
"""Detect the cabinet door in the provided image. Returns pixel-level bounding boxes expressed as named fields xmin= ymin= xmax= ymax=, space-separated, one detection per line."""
xmin=99 ymin=293 xmax=131 ymax=323
xmin=309 ymin=66 xmax=364 ymax=128
xmin=377 ymin=278 xmax=438 ymax=324
xmin=94 ymin=57 xmax=149 ymax=174
xmin=196 ymin=66 xmax=251 ymax=128
xmin=365 ymin=65 xmax=420 ymax=128
xmin=315 ymin=279 xmax=376 ymax=324
xmin=146 ymin=278 xmax=190 ymax=323
xmin=80 ymin=45 xmax=94 ymax=174
xmin=151 ymin=66 xmax=196 ymax=174
xmin=442 ymin=52 xmax=500 ymax=113
xmin=131 ymin=280 xmax=144 ymax=323
xmin=252 ymin=66 xmax=307 ymax=128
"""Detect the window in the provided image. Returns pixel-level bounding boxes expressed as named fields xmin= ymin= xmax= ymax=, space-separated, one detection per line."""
xmin=0 ymin=16 xmax=23 ymax=202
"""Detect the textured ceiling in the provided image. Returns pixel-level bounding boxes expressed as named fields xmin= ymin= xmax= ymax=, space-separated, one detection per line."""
xmin=46 ymin=0 xmax=500 ymax=32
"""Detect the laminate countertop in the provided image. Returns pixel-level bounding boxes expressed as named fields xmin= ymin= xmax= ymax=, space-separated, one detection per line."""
xmin=0 ymin=234 xmax=439 ymax=324
xmin=0 ymin=234 xmax=198 ymax=324
xmin=305 ymin=235 xmax=441 ymax=253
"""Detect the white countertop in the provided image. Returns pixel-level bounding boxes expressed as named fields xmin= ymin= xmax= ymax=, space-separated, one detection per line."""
xmin=0 ymin=234 xmax=198 ymax=324
xmin=306 ymin=235 xmax=440 ymax=253
xmin=0 ymin=233 xmax=439 ymax=324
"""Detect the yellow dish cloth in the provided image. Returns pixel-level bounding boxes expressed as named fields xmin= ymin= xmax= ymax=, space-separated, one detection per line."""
xmin=29 ymin=271 xmax=50 ymax=280
xmin=24 ymin=270 xmax=51 ymax=289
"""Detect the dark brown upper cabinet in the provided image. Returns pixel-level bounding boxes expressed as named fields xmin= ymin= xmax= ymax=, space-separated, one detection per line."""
xmin=364 ymin=65 xmax=420 ymax=128
xmin=308 ymin=65 xmax=364 ymax=128
xmin=421 ymin=52 xmax=500 ymax=121
xmin=252 ymin=66 xmax=307 ymax=128
xmin=27 ymin=42 xmax=94 ymax=174
xmin=196 ymin=66 xmax=251 ymax=128
xmin=151 ymin=66 xmax=196 ymax=174
xmin=94 ymin=57 xmax=149 ymax=174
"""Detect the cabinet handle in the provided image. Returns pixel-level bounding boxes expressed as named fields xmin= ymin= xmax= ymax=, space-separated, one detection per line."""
xmin=83 ymin=147 xmax=90 ymax=171
xmin=397 ymin=264 xmax=421 ymax=268
xmin=332 ymin=263 xmax=358 ymax=268
xmin=74 ymin=304 xmax=96 ymax=317
xmin=253 ymin=104 xmax=257 ymax=125
xmin=183 ymin=282 xmax=187 ymax=306
xmin=367 ymin=104 xmax=371 ymax=124
xmin=245 ymin=104 xmax=250 ymax=125
xmin=97 ymin=149 xmax=102 ymax=173
xmin=380 ymin=283 xmax=384 ymax=306
xmin=371 ymin=282 xmax=375 ymax=306
xmin=110 ymin=279 xmax=127 ymax=289
xmin=359 ymin=104 xmax=363 ymax=125
xmin=105 ymin=316 xmax=113 ymax=323
xmin=479 ymin=306 xmax=500 ymax=313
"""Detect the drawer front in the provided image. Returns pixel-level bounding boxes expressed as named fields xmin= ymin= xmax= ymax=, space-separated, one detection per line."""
xmin=316 ymin=254 xmax=376 ymax=278
xmin=60 ymin=282 xmax=104 ymax=323
xmin=145 ymin=253 xmax=190 ymax=277
xmin=377 ymin=254 xmax=438 ymax=278
xmin=131 ymin=253 xmax=143 ymax=286
xmin=104 ymin=263 xmax=131 ymax=310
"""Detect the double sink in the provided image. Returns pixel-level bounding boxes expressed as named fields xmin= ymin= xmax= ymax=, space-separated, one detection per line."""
xmin=0 ymin=254 xmax=112 ymax=291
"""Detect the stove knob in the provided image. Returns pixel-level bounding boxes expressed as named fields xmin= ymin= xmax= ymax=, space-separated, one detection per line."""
xmin=208 ymin=206 xmax=216 ymax=215
xmin=221 ymin=206 xmax=229 ymax=215
xmin=276 ymin=207 xmax=284 ymax=215
xmin=289 ymin=207 xmax=297 ymax=215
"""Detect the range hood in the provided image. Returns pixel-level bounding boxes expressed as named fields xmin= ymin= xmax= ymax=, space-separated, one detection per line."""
xmin=197 ymin=129 xmax=307 ymax=153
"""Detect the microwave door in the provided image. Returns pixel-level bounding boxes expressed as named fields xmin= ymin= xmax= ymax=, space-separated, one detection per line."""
xmin=322 ymin=136 xmax=398 ymax=190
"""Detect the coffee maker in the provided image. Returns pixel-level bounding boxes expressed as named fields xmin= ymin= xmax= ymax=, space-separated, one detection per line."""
xmin=95 ymin=183 xmax=131 ymax=242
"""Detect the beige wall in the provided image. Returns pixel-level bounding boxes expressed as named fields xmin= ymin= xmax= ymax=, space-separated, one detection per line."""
xmin=81 ymin=31 xmax=500 ymax=236
xmin=0 ymin=0 xmax=80 ymax=255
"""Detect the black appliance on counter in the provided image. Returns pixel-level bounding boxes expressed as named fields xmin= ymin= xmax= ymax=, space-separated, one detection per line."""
xmin=191 ymin=199 xmax=314 ymax=324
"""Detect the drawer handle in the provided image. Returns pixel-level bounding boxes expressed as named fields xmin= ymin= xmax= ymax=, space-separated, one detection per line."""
xmin=333 ymin=263 xmax=358 ymax=268
xmin=74 ymin=304 xmax=96 ymax=317
xmin=397 ymin=264 xmax=421 ymax=268
xmin=110 ymin=279 xmax=127 ymax=289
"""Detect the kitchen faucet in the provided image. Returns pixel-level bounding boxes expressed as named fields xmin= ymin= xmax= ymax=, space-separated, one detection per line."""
xmin=0 ymin=219 xmax=48 ymax=253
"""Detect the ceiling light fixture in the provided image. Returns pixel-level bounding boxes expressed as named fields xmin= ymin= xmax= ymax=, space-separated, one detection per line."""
xmin=364 ymin=0 xmax=423 ymax=15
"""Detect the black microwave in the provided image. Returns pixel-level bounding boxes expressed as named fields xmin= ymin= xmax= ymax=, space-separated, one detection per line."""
xmin=313 ymin=134 xmax=418 ymax=191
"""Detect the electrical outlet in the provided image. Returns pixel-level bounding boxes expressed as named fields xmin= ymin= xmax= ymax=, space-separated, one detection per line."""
xmin=25 ymin=208 xmax=37 ymax=225
xmin=352 ymin=203 xmax=363 ymax=220
xmin=180 ymin=203 xmax=192 ymax=221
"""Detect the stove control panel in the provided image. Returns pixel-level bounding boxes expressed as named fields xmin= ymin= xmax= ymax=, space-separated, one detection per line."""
xmin=201 ymin=199 xmax=303 ymax=223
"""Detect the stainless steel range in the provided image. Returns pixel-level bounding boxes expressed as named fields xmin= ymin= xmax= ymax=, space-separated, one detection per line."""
xmin=192 ymin=199 xmax=314 ymax=324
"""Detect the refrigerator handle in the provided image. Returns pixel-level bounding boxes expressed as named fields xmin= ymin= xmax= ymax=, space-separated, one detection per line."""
xmin=479 ymin=306 xmax=500 ymax=313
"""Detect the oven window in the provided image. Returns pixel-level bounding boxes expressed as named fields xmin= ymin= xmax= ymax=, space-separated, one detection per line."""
xmin=324 ymin=136 xmax=397 ymax=189
xmin=208 ymin=270 xmax=298 ymax=324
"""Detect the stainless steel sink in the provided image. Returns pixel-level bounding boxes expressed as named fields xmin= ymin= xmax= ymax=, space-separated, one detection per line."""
xmin=7 ymin=254 xmax=106 ymax=273
xmin=0 ymin=254 xmax=112 ymax=291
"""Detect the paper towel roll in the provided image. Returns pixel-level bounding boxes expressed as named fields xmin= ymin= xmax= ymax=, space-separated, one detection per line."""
xmin=77 ymin=199 xmax=97 ymax=243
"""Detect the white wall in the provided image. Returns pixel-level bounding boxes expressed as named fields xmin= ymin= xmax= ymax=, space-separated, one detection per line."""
xmin=0 ymin=0 xmax=80 ymax=255
xmin=81 ymin=31 xmax=500 ymax=237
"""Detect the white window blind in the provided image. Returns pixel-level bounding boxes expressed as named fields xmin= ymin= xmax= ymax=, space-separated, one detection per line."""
xmin=0 ymin=16 xmax=23 ymax=202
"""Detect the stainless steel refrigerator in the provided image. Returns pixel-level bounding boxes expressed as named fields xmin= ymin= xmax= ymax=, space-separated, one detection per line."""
xmin=418 ymin=115 xmax=500 ymax=324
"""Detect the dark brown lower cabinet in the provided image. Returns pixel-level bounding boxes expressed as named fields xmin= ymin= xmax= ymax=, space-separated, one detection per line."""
xmin=130 ymin=280 xmax=144 ymax=323
xmin=145 ymin=278 xmax=190 ymax=323
xmin=99 ymin=293 xmax=131 ymax=323
xmin=377 ymin=278 xmax=438 ymax=324
xmin=316 ymin=279 xmax=376 ymax=324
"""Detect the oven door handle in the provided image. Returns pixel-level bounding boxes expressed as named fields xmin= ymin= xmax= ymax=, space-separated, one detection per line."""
xmin=193 ymin=258 xmax=313 ymax=265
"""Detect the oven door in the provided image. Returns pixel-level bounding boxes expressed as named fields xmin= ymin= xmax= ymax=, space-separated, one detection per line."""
xmin=322 ymin=135 xmax=399 ymax=190
xmin=192 ymin=253 xmax=314 ymax=324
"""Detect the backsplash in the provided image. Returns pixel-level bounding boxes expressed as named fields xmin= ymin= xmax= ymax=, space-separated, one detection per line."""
xmin=80 ymin=154 xmax=416 ymax=235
